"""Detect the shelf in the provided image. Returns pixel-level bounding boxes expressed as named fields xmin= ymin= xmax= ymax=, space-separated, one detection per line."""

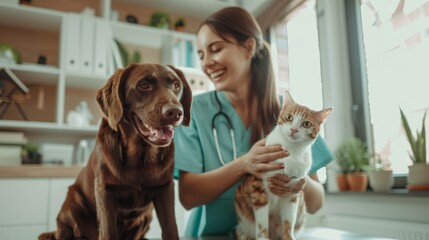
xmin=65 ymin=72 xmax=109 ymax=90
xmin=0 ymin=63 xmax=60 ymax=86
xmin=0 ymin=120 xmax=99 ymax=137
xmin=110 ymin=20 xmax=196 ymax=48
xmin=0 ymin=164 xmax=83 ymax=178
xmin=0 ymin=3 xmax=63 ymax=32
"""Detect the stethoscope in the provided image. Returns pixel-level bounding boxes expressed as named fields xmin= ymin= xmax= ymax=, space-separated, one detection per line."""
xmin=212 ymin=91 xmax=237 ymax=166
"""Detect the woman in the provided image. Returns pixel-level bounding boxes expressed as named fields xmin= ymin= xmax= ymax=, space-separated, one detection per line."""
xmin=173 ymin=6 xmax=334 ymax=237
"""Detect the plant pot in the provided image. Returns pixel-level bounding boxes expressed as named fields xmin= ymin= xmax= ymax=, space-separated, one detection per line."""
xmin=408 ymin=163 xmax=429 ymax=186
xmin=336 ymin=174 xmax=349 ymax=191
xmin=346 ymin=172 xmax=368 ymax=192
xmin=368 ymin=170 xmax=393 ymax=192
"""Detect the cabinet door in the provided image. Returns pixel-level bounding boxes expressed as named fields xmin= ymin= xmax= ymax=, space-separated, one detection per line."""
xmin=47 ymin=178 xmax=76 ymax=231
xmin=0 ymin=179 xmax=50 ymax=239
xmin=0 ymin=225 xmax=47 ymax=240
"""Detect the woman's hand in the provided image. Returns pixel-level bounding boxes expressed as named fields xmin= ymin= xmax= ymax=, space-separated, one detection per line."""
xmin=268 ymin=175 xmax=307 ymax=197
xmin=240 ymin=139 xmax=289 ymax=178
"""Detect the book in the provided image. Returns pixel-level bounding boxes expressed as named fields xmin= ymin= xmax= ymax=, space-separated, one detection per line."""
xmin=0 ymin=145 xmax=22 ymax=165
xmin=0 ymin=131 xmax=27 ymax=145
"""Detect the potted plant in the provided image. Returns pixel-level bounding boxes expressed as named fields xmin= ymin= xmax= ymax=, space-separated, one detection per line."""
xmin=149 ymin=12 xmax=171 ymax=29
xmin=368 ymin=144 xmax=394 ymax=192
xmin=335 ymin=146 xmax=352 ymax=191
xmin=174 ymin=17 xmax=185 ymax=31
xmin=21 ymin=143 xmax=41 ymax=164
xmin=335 ymin=138 xmax=370 ymax=192
xmin=400 ymin=109 xmax=429 ymax=189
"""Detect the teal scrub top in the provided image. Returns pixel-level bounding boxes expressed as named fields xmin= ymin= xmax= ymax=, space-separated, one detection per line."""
xmin=173 ymin=91 xmax=334 ymax=237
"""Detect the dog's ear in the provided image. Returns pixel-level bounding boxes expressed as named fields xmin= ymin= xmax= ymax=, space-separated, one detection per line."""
xmin=167 ymin=65 xmax=193 ymax=126
xmin=96 ymin=66 xmax=131 ymax=131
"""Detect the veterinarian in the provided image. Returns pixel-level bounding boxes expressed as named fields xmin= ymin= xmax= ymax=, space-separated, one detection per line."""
xmin=174 ymin=6 xmax=334 ymax=237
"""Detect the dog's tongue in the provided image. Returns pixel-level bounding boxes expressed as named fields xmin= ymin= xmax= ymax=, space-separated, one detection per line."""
xmin=149 ymin=126 xmax=174 ymax=141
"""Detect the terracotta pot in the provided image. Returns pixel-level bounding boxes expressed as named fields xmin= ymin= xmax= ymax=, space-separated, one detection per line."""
xmin=408 ymin=163 xmax=429 ymax=185
xmin=368 ymin=170 xmax=393 ymax=192
xmin=346 ymin=172 xmax=368 ymax=192
xmin=336 ymin=174 xmax=349 ymax=191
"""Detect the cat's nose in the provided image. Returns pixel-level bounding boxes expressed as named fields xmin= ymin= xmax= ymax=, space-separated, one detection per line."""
xmin=290 ymin=128 xmax=298 ymax=135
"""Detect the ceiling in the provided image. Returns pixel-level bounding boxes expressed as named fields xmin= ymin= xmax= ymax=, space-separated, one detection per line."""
xmin=115 ymin=0 xmax=274 ymax=19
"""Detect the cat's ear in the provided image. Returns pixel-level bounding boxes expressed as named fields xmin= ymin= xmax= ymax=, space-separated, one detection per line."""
xmin=282 ymin=90 xmax=296 ymax=108
xmin=318 ymin=107 xmax=333 ymax=122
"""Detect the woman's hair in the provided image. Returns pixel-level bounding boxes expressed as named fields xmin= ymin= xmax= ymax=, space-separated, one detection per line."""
xmin=199 ymin=7 xmax=280 ymax=145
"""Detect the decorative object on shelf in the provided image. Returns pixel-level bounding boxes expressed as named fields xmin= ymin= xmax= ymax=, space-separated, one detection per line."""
xmin=66 ymin=101 xmax=93 ymax=127
xmin=149 ymin=12 xmax=171 ymax=29
xmin=19 ymin=0 xmax=31 ymax=5
xmin=400 ymin=108 xmax=429 ymax=191
xmin=114 ymin=39 xmax=141 ymax=67
xmin=368 ymin=142 xmax=393 ymax=192
xmin=21 ymin=143 xmax=41 ymax=164
xmin=335 ymin=137 xmax=370 ymax=192
xmin=0 ymin=67 xmax=30 ymax=121
xmin=37 ymin=55 xmax=47 ymax=65
xmin=174 ymin=17 xmax=186 ymax=31
xmin=0 ymin=43 xmax=22 ymax=64
xmin=126 ymin=14 xmax=138 ymax=24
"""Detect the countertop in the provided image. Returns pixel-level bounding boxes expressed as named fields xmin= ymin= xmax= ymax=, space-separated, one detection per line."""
xmin=149 ymin=227 xmax=395 ymax=239
xmin=0 ymin=164 xmax=83 ymax=178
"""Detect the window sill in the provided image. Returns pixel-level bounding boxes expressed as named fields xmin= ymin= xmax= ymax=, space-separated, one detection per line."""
xmin=327 ymin=189 xmax=429 ymax=197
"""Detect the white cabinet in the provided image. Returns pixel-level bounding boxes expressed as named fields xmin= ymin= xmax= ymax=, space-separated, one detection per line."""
xmin=0 ymin=178 xmax=50 ymax=240
xmin=0 ymin=178 xmax=190 ymax=239
xmin=0 ymin=178 xmax=75 ymax=240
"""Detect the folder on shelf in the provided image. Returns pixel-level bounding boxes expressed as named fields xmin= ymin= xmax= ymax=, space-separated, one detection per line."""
xmin=64 ymin=13 xmax=81 ymax=72
xmin=80 ymin=16 xmax=95 ymax=74
xmin=93 ymin=20 xmax=110 ymax=76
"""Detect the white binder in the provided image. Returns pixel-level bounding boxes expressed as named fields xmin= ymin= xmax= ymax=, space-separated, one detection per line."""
xmin=65 ymin=13 xmax=81 ymax=72
xmin=93 ymin=20 xmax=110 ymax=76
xmin=80 ymin=16 xmax=95 ymax=73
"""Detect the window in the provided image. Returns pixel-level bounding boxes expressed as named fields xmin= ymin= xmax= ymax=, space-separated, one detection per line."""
xmin=272 ymin=0 xmax=327 ymax=182
xmin=359 ymin=0 xmax=429 ymax=174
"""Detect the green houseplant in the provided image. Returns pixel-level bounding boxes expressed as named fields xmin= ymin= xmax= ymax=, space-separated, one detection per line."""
xmin=335 ymin=138 xmax=370 ymax=191
xmin=400 ymin=108 xmax=429 ymax=188
xmin=149 ymin=12 xmax=171 ymax=29
xmin=174 ymin=17 xmax=185 ymax=31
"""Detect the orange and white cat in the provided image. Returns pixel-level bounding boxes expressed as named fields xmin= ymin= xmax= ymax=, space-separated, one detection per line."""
xmin=235 ymin=90 xmax=332 ymax=240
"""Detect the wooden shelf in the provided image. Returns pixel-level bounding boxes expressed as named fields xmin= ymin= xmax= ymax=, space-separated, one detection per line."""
xmin=0 ymin=164 xmax=83 ymax=178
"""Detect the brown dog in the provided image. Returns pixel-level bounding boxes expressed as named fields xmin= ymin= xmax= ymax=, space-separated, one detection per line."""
xmin=39 ymin=64 xmax=192 ymax=240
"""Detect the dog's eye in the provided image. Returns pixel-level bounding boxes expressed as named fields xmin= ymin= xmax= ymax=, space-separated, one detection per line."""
xmin=139 ymin=82 xmax=151 ymax=90
xmin=172 ymin=81 xmax=181 ymax=90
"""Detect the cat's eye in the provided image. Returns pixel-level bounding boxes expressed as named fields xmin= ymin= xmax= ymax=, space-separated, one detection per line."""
xmin=284 ymin=114 xmax=293 ymax=122
xmin=302 ymin=121 xmax=312 ymax=128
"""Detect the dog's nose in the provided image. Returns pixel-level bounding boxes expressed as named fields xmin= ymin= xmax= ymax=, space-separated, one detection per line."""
xmin=162 ymin=104 xmax=183 ymax=121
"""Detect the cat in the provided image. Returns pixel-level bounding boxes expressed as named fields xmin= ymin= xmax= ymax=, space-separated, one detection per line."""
xmin=235 ymin=90 xmax=332 ymax=240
